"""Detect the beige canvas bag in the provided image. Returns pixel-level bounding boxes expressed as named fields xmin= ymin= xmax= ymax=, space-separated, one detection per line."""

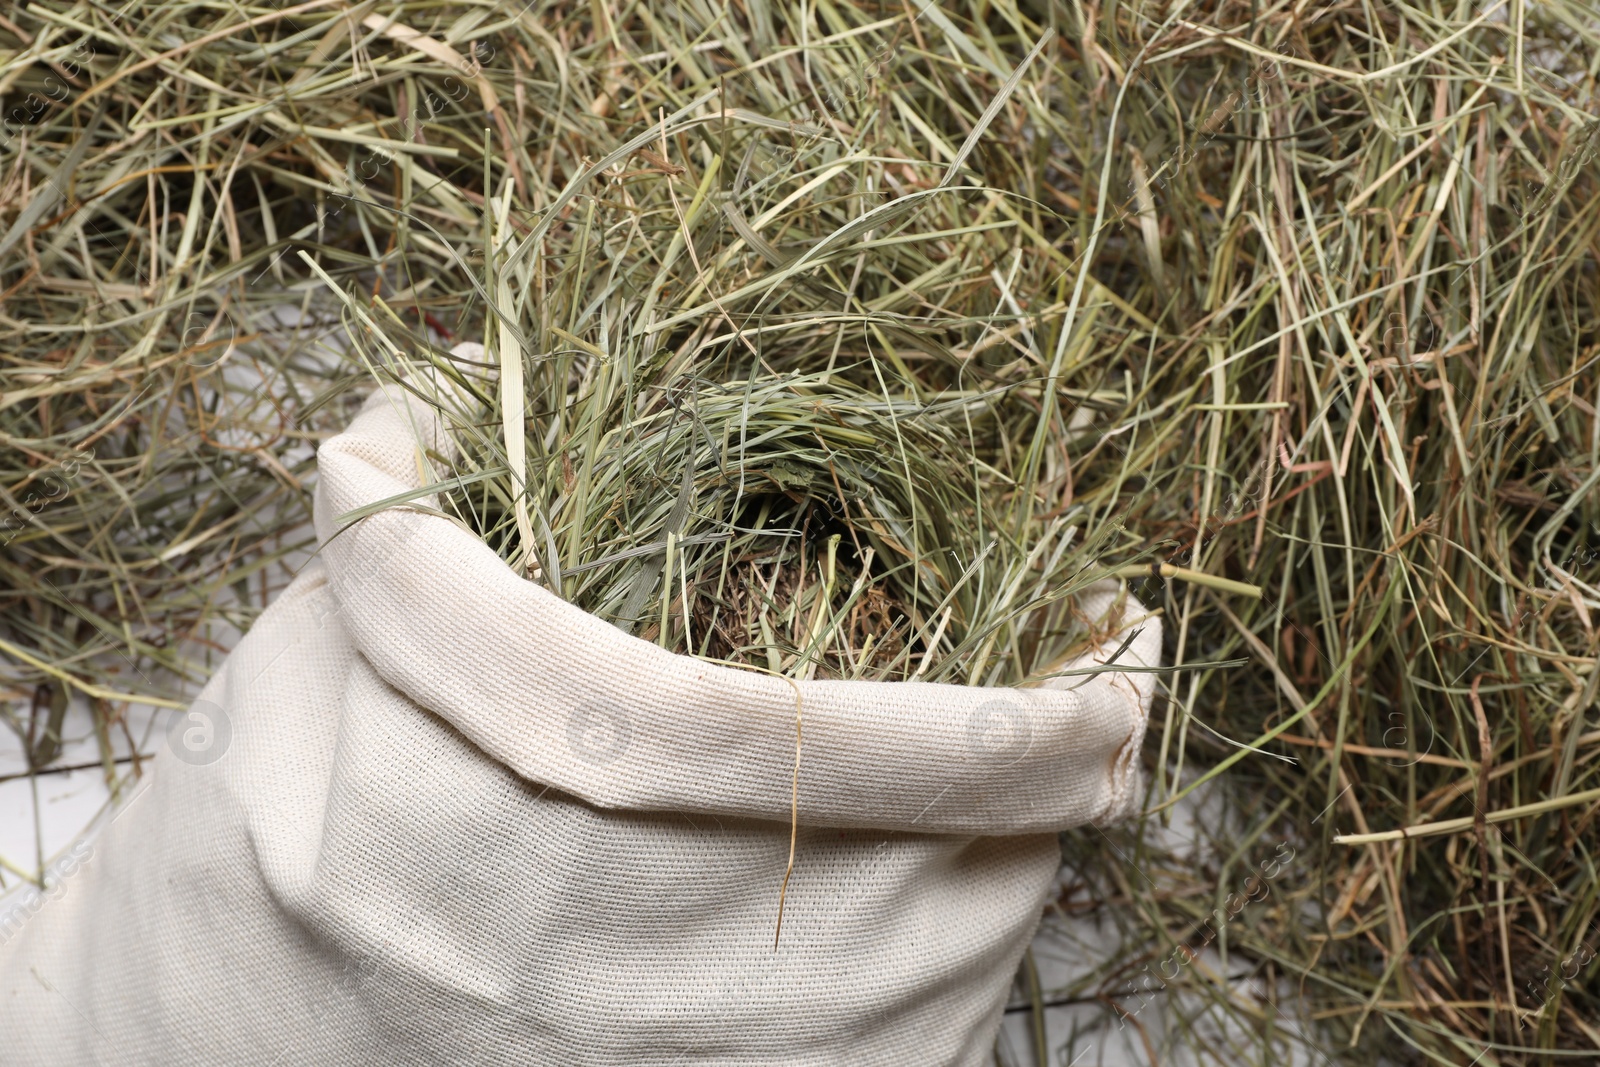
xmin=0 ymin=347 xmax=1163 ymax=1065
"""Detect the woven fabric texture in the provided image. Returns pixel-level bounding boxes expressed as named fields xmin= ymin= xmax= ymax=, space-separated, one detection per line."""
xmin=0 ymin=348 xmax=1163 ymax=1065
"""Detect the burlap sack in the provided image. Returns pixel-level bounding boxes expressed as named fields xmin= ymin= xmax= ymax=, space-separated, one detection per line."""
xmin=0 ymin=350 xmax=1163 ymax=1065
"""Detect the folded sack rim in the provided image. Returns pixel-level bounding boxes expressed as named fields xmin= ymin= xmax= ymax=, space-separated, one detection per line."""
xmin=306 ymin=350 xmax=1162 ymax=836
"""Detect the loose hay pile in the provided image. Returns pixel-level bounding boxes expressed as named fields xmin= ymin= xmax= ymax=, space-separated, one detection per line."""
xmin=2 ymin=0 xmax=1598 ymax=1063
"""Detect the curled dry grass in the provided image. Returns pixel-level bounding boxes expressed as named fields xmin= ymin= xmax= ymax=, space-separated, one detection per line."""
xmin=2 ymin=0 xmax=1599 ymax=1062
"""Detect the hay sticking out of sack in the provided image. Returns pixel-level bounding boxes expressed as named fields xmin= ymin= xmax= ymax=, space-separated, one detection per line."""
xmin=440 ymin=352 xmax=1142 ymax=686
xmin=330 ymin=83 xmax=1205 ymax=687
